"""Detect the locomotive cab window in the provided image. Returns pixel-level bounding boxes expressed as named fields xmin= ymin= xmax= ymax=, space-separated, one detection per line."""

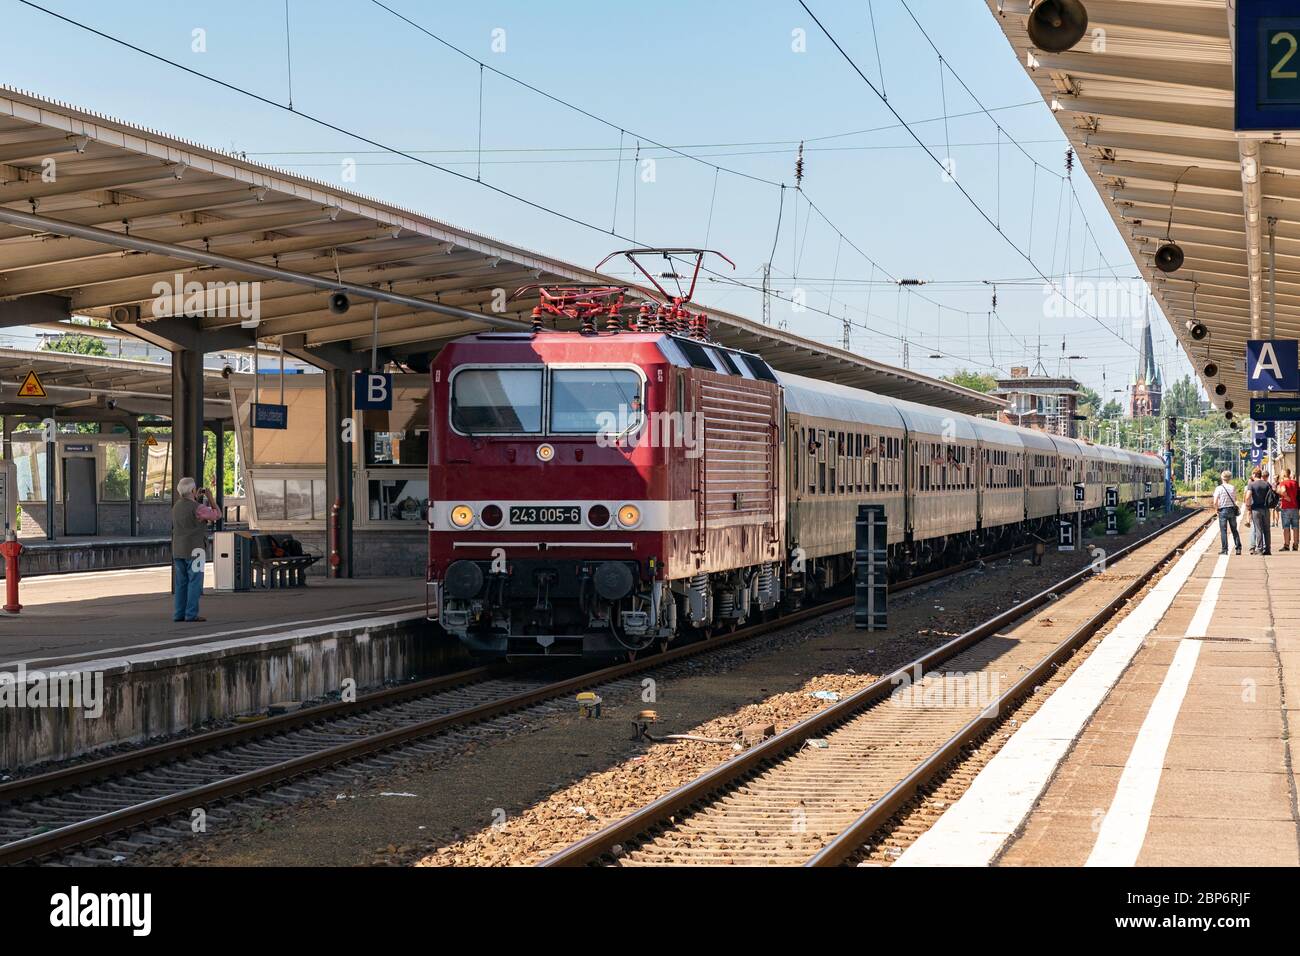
xmin=549 ymin=368 xmax=643 ymax=434
xmin=451 ymin=367 xmax=543 ymax=434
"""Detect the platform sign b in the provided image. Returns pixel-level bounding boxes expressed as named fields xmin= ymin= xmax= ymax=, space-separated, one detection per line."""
xmin=1246 ymin=339 xmax=1300 ymax=392
xmin=354 ymin=371 xmax=393 ymax=410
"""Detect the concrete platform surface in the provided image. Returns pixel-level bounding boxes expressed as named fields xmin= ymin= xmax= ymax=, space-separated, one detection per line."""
xmin=899 ymin=520 xmax=1300 ymax=867
xmin=0 ymin=566 xmax=427 ymax=669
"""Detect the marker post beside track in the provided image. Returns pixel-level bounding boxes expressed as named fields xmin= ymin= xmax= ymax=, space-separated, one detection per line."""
xmin=855 ymin=504 xmax=887 ymax=630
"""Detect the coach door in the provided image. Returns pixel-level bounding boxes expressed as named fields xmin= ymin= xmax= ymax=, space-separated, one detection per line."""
xmin=787 ymin=417 xmax=803 ymax=547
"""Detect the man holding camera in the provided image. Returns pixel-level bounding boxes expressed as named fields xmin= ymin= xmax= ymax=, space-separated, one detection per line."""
xmin=171 ymin=476 xmax=221 ymax=623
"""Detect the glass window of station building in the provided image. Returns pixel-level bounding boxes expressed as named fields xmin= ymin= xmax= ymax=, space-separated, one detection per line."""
xmin=228 ymin=372 xmax=430 ymax=575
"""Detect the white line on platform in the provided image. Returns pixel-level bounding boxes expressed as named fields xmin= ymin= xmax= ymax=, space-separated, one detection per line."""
xmin=0 ymin=603 xmax=428 ymax=670
xmin=892 ymin=522 xmax=1219 ymax=867
xmin=1084 ymin=553 xmax=1228 ymax=866
xmin=19 ymin=565 xmax=180 ymax=585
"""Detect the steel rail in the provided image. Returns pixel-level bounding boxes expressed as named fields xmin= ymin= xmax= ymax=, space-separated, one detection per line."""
xmin=539 ymin=509 xmax=1206 ymax=867
xmin=0 ymin=539 xmax=1036 ymax=865
xmin=806 ymin=513 xmax=1210 ymax=865
xmin=0 ymin=663 xmax=505 ymax=805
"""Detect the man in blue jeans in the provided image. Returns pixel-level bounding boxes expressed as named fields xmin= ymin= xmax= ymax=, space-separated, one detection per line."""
xmin=171 ymin=477 xmax=218 ymax=622
xmin=1212 ymin=470 xmax=1242 ymax=556
xmin=1246 ymin=468 xmax=1274 ymax=556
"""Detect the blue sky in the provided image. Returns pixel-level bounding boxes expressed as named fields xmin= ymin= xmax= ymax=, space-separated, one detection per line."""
xmin=0 ymin=0 xmax=1195 ymax=400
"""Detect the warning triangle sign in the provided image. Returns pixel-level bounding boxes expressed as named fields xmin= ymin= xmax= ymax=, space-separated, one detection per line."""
xmin=144 ymin=434 xmax=158 ymax=447
xmin=16 ymin=370 xmax=46 ymax=398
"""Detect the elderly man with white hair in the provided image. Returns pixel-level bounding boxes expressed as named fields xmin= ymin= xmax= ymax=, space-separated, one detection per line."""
xmin=171 ymin=476 xmax=220 ymax=622
xmin=1212 ymin=470 xmax=1242 ymax=557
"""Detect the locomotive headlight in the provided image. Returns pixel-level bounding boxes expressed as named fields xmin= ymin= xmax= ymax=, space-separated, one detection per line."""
xmin=616 ymin=503 xmax=641 ymax=528
xmin=449 ymin=504 xmax=475 ymax=528
xmin=536 ymin=443 xmax=555 ymax=462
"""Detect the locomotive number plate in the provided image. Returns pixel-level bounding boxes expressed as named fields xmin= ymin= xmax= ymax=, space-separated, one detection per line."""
xmin=509 ymin=505 xmax=581 ymax=525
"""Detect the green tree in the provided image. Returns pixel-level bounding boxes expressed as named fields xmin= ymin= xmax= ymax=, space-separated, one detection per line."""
xmin=1076 ymin=385 xmax=1101 ymax=416
xmin=41 ymin=331 xmax=108 ymax=356
xmin=1163 ymin=374 xmax=1201 ymax=420
xmin=1100 ymin=399 xmax=1122 ymax=419
xmin=943 ymin=369 xmax=997 ymax=393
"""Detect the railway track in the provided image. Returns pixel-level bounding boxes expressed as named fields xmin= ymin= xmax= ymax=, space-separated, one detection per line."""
xmin=0 ymin=538 xmax=1044 ymax=866
xmin=540 ymin=509 xmax=1209 ymax=867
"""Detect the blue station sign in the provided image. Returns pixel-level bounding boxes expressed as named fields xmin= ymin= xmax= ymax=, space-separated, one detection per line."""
xmin=1246 ymin=339 xmax=1300 ymax=391
xmin=354 ymin=372 xmax=394 ymax=411
xmin=1237 ymin=2 xmax=1300 ymax=131
xmin=252 ymin=402 xmax=288 ymax=429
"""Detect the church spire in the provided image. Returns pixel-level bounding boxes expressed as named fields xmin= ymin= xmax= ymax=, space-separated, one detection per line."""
xmin=1129 ymin=300 xmax=1163 ymax=417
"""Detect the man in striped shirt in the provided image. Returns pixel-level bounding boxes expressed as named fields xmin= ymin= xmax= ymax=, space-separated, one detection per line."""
xmin=1213 ymin=470 xmax=1242 ymax=556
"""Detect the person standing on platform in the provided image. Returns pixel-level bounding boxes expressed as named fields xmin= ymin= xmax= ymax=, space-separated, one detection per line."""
xmin=171 ymin=477 xmax=220 ymax=623
xmin=1246 ymin=468 xmax=1274 ymax=556
xmin=1278 ymin=468 xmax=1299 ymax=552
xmin=1213 ymin=470 xmax=1242 ymax=556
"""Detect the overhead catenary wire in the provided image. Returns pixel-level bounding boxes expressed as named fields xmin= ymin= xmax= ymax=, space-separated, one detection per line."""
xmin=799 ymin=0 xmax=1135 ymax=353
xmin=17 ymin=0 xmax=1144 ymax=383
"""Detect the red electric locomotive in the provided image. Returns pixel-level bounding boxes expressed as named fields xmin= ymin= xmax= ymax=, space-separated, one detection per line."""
xmin=426 ymin=250 xmax=785 ymax=656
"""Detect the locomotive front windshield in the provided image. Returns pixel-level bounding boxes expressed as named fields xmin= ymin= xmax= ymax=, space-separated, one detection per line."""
xmin=549 ymin=368 xmax=642 ymax=433
xmin=451 ymin=367 xmax=543 ymax=433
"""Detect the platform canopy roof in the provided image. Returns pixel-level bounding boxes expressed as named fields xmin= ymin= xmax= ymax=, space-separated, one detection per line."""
xmin=0 ymin=86 xmax=1000 ymax=417
xmin=988 ymin=0 xmax=1297 ymax=419
xmin=0 ymin=346 xmax=230 ymax=421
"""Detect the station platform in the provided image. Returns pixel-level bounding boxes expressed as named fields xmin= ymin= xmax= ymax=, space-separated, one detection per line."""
xmin=898 ymin=519 xmax=1300 ymax=867
xmin=0 ymin=567 xmax=448 ymax=769
xmin=0 ymin=565 xmax=428 ymax=669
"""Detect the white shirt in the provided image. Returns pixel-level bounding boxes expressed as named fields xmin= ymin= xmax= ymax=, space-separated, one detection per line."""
xmin=1213 ymin=483 xmax=1237 ymax=510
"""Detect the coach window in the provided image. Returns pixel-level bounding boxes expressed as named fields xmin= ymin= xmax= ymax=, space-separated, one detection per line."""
xmin=829 ymin=431 xmax=838 ymax=494
xmin=800 ymin=431 xmax=811 ymax=494
xmin=794 ymin=428 xmax=801 ymax=490
xmin=837 ymin=433 xmax=846 ymax=493
xmin=818 ymin=429 xmax=827 ymax=494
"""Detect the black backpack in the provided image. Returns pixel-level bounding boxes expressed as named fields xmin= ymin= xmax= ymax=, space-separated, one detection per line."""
xmin=1266 ymin=486 xmax=1281 ymax=510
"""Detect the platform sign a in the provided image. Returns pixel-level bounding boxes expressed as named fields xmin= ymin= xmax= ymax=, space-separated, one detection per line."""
xmin=1246 ymin=339 xmax=1300 ymax=392
xmin=354 ymin=371 xmax=393 ymax=411
xmin=1236 ymin=2 xmax=1300 ymax=131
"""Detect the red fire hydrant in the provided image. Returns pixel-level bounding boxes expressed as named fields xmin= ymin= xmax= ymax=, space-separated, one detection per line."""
xmin=1 ymin=530 xmax=21 ymax=614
